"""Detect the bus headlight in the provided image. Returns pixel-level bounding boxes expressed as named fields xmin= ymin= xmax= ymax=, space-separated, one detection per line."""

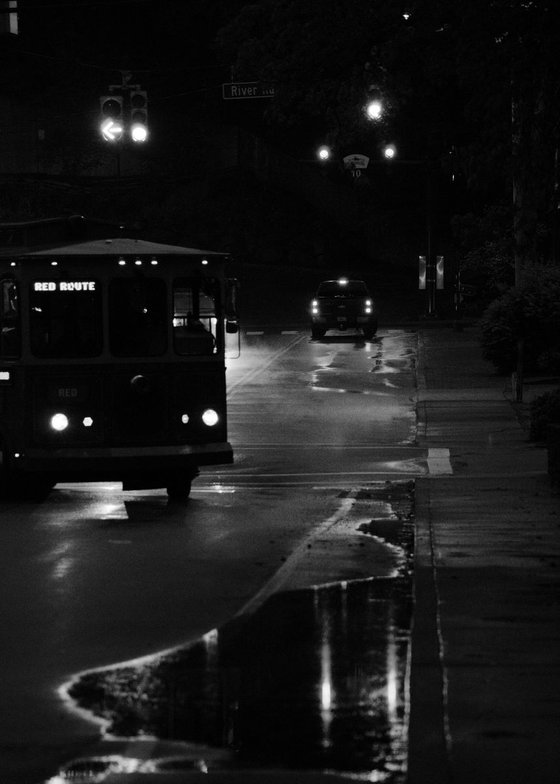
xmin=202 ymin=409 xmax=219 ymax=427
xmin=50 ymin=413 xmax=69 ymax=431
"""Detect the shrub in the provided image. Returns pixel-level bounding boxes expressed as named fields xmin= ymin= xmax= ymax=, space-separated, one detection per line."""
xmin=480 ymin=266 xmax=560 ymax=374
xmin=530 ymin=389 xmax=560 ymax=441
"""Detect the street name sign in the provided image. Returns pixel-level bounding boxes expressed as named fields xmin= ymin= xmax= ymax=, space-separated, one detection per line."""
xmin=222 ymin=82 xmax=275 ymax=100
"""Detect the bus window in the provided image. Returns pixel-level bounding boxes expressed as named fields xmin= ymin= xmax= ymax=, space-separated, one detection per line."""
xmin=173 ymin=278 xmax=217 ymax=356
xmin=0 ymin=279 xmax=20 ymax=358
xmin=109 ymin=277 xmax=167 ymax=357
xmin=30 ymin=280 xmax=102 ymax=358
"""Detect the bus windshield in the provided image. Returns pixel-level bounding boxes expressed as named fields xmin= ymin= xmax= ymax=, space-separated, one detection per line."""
xmin=30 ymin=279 xmax=102 ymax=358
xmin=173 ymin=276 xmax=218 ymax=356
xmin=109 ymin=277 xmax=167 ymax=357
xmin=26 ymin=272 xmax=223 ymax=359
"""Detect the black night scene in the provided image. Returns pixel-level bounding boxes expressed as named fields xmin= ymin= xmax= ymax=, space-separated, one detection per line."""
xmin=0 ymin=2 xmax=559 ymax=783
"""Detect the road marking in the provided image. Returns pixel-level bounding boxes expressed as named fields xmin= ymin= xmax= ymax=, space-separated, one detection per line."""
xmin=227 ymin=333 xmax=307 ymax=396
xmin=236 ymin=494 xmax=355 ymax=617
xmin=427 ymin=447 xmax=453 ymax=475
xmin=225 ymin=443 xmax=421 ymax=450
xmin=202 ymin=470 xmax=421 ymax=478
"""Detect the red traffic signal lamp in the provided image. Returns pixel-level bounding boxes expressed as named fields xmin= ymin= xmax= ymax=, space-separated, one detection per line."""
xmin=129 ymin=89 xmax=148 ymax=143
xmin=99 ymin=95 xmax=124 ymax=141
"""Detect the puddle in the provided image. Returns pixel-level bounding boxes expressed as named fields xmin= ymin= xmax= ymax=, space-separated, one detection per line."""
xmin=66 ymin=542 xmax=413 ymax=779
xmin=68 ymin=579 xmax=412 ymax=779
xmin=61 ymin=483 xmax=414 ymax=780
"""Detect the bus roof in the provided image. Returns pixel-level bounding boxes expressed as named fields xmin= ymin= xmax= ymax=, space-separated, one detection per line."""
xmin=11 ymin=237 xmax=229 ymax=259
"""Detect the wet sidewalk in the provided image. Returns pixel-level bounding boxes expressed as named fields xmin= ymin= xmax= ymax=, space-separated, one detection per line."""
xmin=410 ymin=325 xmax=560 ymax=784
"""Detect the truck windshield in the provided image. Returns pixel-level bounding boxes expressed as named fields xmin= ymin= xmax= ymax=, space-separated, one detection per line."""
xmin=318 ymin=281 xmax=369 ymax=297
xmin=30 ymin=280 xmax=102 ymax=358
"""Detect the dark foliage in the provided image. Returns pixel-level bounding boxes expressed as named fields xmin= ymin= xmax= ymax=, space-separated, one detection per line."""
xmin=530 ymin=389 xmax=560 ymax=441
xmin=480 ymin=267 xmax=560 ymax=374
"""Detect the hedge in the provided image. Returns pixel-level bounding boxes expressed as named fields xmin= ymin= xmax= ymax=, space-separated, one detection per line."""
xmin=480 ymin=266 xmax=560 ymax=374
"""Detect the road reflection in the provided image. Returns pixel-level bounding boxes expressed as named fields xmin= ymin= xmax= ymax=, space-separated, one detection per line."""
xmin=67 ymin=575 xmax=412 ymax=780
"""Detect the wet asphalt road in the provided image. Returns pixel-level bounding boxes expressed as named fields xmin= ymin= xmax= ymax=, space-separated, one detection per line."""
xmin=0 ymin=327 xmax=423 ymax=783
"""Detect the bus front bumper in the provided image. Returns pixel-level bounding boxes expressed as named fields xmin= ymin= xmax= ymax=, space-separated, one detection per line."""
xmin=13 ymin=442 xmax=233 ymax=480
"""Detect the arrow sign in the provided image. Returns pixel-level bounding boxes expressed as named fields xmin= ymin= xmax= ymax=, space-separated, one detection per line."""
xmin=100 ymin=118 xmax=124 ymax=142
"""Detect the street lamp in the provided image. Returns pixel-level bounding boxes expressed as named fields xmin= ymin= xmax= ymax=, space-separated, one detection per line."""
xmin=365 ymin=99 xmax=383 ymax=121
xmin=317 ymin=145 xmax=331 ymax=161
xmin=380 ymin=145 xmax=442 ymax=316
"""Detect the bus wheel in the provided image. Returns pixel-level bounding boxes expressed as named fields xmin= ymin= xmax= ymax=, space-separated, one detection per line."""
xmin=166 ymin=478 xmax=192 ymax=501
xmin=311 ymin=325 xmax=326 ymax=339
xmin=13 ymin=475 xmax=55 ymax=501
xmin=0 ymin=463 xmax=8 ymax=499
xmin=0 ymin=471 xmax=54 ymax=501
xmin=25 ymin=479 xmax=56 ymax=501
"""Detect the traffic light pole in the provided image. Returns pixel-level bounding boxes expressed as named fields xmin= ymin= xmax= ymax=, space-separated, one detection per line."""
xmin=425 ymin=160 xmax=436 ymax=317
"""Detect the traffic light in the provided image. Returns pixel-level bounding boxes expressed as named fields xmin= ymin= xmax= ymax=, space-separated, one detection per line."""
xmin=99 ymin=95 xmax=123 ymax=141
xmin=129 ymin=89 xmax=148 ymax=143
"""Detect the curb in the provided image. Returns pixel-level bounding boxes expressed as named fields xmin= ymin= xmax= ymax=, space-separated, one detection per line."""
xmin=407 ymin=479 xmax=452 ymax=784
xmin=407 ymin=330 xmax=452 ymax=782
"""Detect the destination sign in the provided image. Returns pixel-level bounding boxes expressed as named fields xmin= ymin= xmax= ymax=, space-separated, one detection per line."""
xmin=222 ymin=81 xmax=275 ymax=100
xmin=33 ymin=281 xmax=97 ymax=292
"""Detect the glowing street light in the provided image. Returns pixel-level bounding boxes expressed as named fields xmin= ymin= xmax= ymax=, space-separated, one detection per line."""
xmin=366 ymin=99 xmax=383 ymax=121
xmin=317 ymin=145 xmax=331 ymax=161
xmin=383 ymin=143 xmax=397 ymax=159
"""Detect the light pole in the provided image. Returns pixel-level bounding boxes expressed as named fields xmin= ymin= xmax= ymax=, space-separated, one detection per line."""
xmin=316 ymin=98 xmax=444 ymax=317
xmin=376 ymin=143 xmax=441 ymax=317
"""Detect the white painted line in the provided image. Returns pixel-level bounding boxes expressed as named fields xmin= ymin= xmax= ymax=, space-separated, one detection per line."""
xmin=281 ymin=330 xmax=300 ymax=335
xmin=245 ymin=330 xmax=264 ymax=335
xmin=236 ymin=495 xmax=355 ymax=617
xmin=225 ymin=443 xmax=421 ymax=450
xmin=228 ymin=334 xmax=307 ymax=396
xmin=427 ymin=447 xmax=453 ymax=475
xmin=212 ymin=470 xmax=414 ymax=477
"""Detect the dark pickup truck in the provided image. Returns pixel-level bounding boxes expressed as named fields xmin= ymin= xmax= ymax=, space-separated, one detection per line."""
xmin=310 ymin=278 xmax=378 ymax=339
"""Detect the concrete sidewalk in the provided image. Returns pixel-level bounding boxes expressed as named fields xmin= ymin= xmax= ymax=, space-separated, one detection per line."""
xmin=409 ymin=325 xmax=560 ymax=784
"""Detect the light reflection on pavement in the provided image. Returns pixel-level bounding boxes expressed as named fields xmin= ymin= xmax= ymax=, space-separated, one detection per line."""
xmin=48 ymin=483 xmax=413 ymax=783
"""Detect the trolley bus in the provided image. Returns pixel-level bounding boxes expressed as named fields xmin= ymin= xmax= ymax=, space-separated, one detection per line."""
xmin=0 ymin=234 xmax=238 ymax=500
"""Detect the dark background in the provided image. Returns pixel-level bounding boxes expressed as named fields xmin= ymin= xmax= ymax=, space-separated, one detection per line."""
xmin=1 ymin=0 xmax=558 ymax=318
